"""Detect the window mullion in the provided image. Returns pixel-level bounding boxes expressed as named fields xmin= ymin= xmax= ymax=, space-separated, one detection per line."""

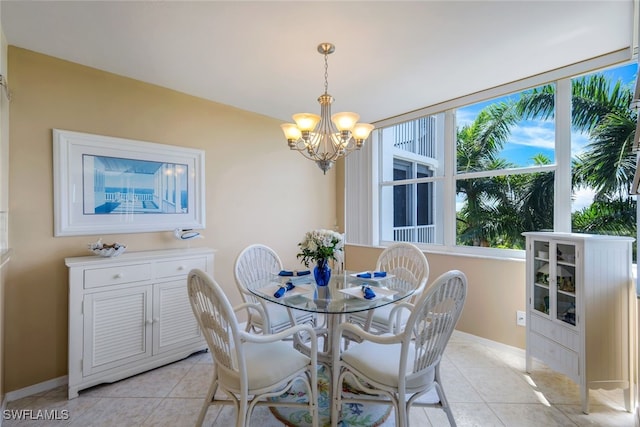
xmin=443 ymin=110 xmax=457 ymax=247
xmin=555 ymin=78 xmax=572 ymax=232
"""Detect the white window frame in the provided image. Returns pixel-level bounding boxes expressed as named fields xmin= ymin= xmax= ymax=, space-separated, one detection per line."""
xmin=345 ymin=48 xmax=634 ymax=259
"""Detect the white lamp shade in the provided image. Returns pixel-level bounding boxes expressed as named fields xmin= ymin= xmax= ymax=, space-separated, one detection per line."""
xmin=352 ymin=123 xmax=375 ymax=140
xmin=281 ymin=123 xmax=302 ymax=140
xmin=331 ymin=112 xmax=360 ymax=131
xmin=292 ymin=113 xmax=321 ymax=132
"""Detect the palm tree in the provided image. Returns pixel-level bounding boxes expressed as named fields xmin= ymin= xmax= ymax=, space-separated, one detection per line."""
xmin=456 ymin=103 xmax=521 ymax=246
xmin=456 ymin=71 xmax=637 ymax=248
xmin=517 ymin=74 xmax=637 ymax=235
xmin=518 ymin=154 xmax=555 ymax=233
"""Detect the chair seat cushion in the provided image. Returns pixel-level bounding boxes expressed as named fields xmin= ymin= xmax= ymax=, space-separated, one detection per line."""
xmin=219 ymin=340 xmax=311 ymax=391
xmin=341 ymin=339 xmax=434 ymax=390
xmin=370 ymin=305 xmax=410 ymax=328
xmin=350 ymin=304 xmax=410 ymax=332
xmin=253 ymin=303 xmax=314 ymax=331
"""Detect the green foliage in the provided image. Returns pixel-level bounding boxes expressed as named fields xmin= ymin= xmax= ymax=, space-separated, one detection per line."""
xmin=456 ymin=70 xmax=637 ymax=254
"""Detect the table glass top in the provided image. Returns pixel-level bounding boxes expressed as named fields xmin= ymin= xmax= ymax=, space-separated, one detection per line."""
xmin=248 ymin=271 xmax=415 ymax=314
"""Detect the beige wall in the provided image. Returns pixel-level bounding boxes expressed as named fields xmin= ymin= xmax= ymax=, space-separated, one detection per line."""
xmin=5 ymin=47 xmax=337 ymax=392
xmin=345 ymin=244 xmax=527 ymax=348
xmin=5 ymin=45 xmax=529 ymax=394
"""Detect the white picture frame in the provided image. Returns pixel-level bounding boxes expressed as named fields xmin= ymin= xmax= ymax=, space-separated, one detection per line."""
xmin=53 ymin=129 xmax=206 ymax=236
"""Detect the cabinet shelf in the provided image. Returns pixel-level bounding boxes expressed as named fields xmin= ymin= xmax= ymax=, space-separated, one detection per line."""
xmin=557 ymin=289 xmax=576 ymax=297
xmin=557 ymin=261 xmax=575 ymax=267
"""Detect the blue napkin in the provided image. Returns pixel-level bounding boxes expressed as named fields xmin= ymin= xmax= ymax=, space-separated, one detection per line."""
xmin=361 ymin=285 xmax=376 ymax=300
xmin=274 ymin=282 xmax=295 ymax=298
xmin=357 ymin=271 xmax=387 ymax=278
xmin=279 ymin=270 xmax=311 ymax=277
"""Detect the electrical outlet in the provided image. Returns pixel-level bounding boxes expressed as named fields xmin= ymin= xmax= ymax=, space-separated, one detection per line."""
xmin=516 ymin=310 xmax=526 ymax=326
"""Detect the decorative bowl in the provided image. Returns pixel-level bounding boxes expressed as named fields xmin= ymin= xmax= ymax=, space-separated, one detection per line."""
xmin=88 ymin=239 xmax=127 ymax=257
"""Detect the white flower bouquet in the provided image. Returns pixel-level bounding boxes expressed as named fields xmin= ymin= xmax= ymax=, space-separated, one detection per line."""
xmin=297 ymin=229 xmax=344 ymax=268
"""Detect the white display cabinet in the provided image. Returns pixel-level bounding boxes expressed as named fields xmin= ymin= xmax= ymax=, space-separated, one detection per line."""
xmin=523 ymin=232 xmax=635 ymax=414
xmin=66 ymin=248 xmax=215 ymax=399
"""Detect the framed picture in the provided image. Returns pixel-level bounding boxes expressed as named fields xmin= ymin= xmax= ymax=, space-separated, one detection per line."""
xmin=53 ymin=129 xmax=206 ymax=236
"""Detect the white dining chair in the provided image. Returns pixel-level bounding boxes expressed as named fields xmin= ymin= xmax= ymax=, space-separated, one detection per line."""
xmin=348 ymin=242 xmax=430 ymax=334
xmin=331 ymin=270 xmax=467 ymax=427
xmin=188 ymin=269 xmax=319 ymax=427
xmin=234 ymin=243 xmax=315 ymax=333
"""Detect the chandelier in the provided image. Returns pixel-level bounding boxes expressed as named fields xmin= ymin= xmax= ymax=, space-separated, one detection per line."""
xmin=280 ymin=43 xmax=374 ymax=174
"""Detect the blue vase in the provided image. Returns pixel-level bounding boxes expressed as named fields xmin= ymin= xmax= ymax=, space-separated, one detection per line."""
xmin=314 ymin=258 xmax=332 ymax=287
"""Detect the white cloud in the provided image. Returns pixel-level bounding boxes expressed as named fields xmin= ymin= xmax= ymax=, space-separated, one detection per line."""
xmin=509 ymin=124 xmax=555 ymax=150
xmin=572 ymin=187 xmax=596 ymax=212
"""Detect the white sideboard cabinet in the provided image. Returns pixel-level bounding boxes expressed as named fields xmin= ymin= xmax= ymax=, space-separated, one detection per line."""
xmin=523 ymin=232 xmax=635 ymax=414
xmin=66 ymin=248 xmax=215 ymax=399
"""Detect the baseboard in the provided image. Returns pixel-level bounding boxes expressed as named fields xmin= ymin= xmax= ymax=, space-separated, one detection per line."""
xmin=453 ymin=329 xmax=525 ymax=355
xmin=5 ymin=376 xmax=67 ymax=403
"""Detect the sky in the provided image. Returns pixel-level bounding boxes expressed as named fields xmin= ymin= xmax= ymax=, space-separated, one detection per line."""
xmin=456 ymin=62 xmax=638 ymax=211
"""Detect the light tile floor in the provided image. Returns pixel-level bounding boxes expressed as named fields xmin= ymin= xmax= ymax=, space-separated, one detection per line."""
xmin=3 ymin=331 xmax=636 ymax=426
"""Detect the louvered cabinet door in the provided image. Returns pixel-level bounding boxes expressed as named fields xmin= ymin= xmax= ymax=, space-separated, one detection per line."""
xmin=152 ymin=279 xmax=202 ymax=355
xmin=83 ymin=285 xmax=153 ymax=376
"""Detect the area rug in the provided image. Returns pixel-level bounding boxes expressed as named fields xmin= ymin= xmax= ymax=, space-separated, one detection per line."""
xmin=269 ymin=366 xmax=392 ymax=427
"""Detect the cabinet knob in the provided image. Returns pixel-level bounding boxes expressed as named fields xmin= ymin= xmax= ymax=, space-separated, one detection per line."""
xmin=153 ymin=317 xmax=159 ymax=323
xmin=146 ymin=319 xmax=152 ymax=325
xmin=114 ymin=273 xmax=122 ymax=279
xmin=177 ymin=265 xmax=185 ymax=270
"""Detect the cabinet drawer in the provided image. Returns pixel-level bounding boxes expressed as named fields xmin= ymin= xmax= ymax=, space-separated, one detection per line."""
xmin=155 ymin=257 xmax=208 ymax=279
xmin=84 ymin=263 xmax=152 ymax=289
xmin=529 ymin=331 xmax=579 ymax=381
xmin=530 ymin=314 xmax=579 ymax=352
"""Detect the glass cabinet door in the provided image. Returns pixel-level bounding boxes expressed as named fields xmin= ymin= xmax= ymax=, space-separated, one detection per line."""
xmin=532 ymin=240 xmax=550 ymax=316
xmin=555 ymin=242 xmax=576 ymax=326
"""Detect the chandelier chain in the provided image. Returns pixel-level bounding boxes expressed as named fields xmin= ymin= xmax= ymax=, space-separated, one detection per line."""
xmin=323 ymin=52 xmax=329 ymax=95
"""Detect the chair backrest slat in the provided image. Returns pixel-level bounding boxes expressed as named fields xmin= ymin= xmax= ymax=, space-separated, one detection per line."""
xmin=376 ymin=242 xmax=430 ymax=300
xmin=407 ymin=270 xmax=467 ymax=374
xmin=234 ymin=244 xmax=283 ymax=304
xmin=188 ymin=269 xmax=240 ymax=373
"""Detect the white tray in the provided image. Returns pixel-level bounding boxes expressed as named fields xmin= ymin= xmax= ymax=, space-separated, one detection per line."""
xmin=258 ymin=283 xmax=315 ymax=299
xmin=349 ymin=271 xmax=395 ymax=282
xmin=338 ymin=286 xmax=397 ymax=301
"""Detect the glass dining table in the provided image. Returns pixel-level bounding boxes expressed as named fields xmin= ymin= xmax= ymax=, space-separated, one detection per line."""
xmin=247 ymin=270 xmax=416 ymax=367
xmin=248 ymin=271 xmax=415 ymax=425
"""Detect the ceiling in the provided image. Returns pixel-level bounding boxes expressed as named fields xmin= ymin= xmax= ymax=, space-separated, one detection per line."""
xmin=0 ymin=1 xmax=635 ymax=125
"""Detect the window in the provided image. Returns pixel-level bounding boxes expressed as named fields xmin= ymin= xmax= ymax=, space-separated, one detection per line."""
xmin=346 ymin=53 xmax=638 ymax=258
xmin=379 ymin=115 xmax=445 ymax=245
xmin=569 ymin=66 xmax=637 ymax=242
xmin=455 ymin=85 xmax=556 ymax=249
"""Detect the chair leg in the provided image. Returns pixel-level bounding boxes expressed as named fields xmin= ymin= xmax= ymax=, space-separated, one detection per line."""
xmin=397 ymin=390 xmax=408 ymax=427
xmin=434 ymin=365 xmax=456 ymax=427
xmin=309 ymin=367 xmax=319 ymax=427
xmin=331 ymin=369 xmax=342 ymax=427
xmin=196 ymin=379 xmax=218 ymax=427
xmin=237 ymin=399 xmax=249 ymax=427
